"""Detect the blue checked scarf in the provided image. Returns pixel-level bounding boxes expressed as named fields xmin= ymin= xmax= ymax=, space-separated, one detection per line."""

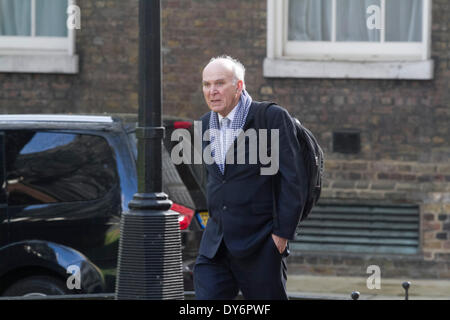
xmin=209 ymin=89 xmax=253 ymax=174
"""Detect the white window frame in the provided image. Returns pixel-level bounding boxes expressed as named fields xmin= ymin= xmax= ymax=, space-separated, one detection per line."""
xmin=0 ymin=0 xmax=78 ymax=74
xmin=264 ymin=0 xmax=433 ymax=79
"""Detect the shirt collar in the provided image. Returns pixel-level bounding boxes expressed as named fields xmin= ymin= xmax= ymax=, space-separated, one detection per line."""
xmin=217 ymin=102 xmax=239 ymax=125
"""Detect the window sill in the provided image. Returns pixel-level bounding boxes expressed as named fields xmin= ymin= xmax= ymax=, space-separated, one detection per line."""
xmin=0 ymin=54 xmax=79 ymax=74
xmin=263 ymin=58 xmax=434 ymax=80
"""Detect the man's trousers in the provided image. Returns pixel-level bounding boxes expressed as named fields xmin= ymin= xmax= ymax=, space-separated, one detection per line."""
xmin=193 ymin=234 xmax=289 ymax=300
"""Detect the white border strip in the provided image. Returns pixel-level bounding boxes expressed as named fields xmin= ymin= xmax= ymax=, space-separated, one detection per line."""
xmin=263 ymin=58 xmax=434 ymax=80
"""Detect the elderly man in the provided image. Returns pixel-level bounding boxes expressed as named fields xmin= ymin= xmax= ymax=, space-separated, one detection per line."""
xmin=194 ymin=55 xmax=308 ymax=300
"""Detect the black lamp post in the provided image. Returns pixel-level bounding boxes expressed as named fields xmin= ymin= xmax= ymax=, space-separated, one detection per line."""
xmin=115 ymin=0 xmax=184 ymax=300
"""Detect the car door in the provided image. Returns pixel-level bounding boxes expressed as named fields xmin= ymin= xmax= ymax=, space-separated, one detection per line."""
xmin=0 ymin=132 xmax=7 ymax=247
xmin=5 ymin=130 xmax=122 ymax=291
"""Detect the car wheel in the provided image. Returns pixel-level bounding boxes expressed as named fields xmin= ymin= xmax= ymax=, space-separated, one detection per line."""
xmin=2 ymin=275 xmax=69 ymax=297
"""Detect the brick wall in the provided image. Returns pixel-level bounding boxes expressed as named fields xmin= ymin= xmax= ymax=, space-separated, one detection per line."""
xmin=0 ymin=0 xmax=139 ymax=114
xmin=0 ymin=0 xmax=449 ymax=277
xmin=322 ymin=160 xmax=450 ymax=264
xmin=161 ymin=0 xmax=450 ymax=270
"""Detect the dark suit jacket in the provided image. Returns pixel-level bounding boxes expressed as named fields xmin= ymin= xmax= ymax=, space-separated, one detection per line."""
xmin=199 ymin=101 xmax=308 ymax=259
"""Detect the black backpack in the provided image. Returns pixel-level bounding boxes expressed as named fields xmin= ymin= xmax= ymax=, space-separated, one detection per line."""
xmin=254 ymin=102 xmax=324 ymax=222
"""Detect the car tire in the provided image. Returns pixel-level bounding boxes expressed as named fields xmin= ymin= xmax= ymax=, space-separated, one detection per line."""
xmin=2 ymin=275 xmax=69 ymax=297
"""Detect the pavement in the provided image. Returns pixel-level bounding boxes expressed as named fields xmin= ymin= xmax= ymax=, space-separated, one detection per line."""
xmin=286 ymin=274 xmax=450 ymax=300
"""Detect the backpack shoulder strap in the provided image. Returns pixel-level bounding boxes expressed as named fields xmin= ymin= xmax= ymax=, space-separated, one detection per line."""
xmin=253 ymin=101 xmax=276 ymax=130
xmin=253 ymin=101 xmax=280 ymax=230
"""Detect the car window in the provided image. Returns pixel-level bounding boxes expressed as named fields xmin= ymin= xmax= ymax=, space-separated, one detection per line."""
xmin=20 ymin=132 xmax=76 ymax=154
xmin=0 ymin=132 xmax=5 ymax=204
xmin=127 ymin=131 xmax=137 ymax=160
xmin=164 ymin=124 xmax=207 ymax=195
xmin=126 ymin=130 xmax=196 ymax=208
xmin=5 ymin=131 xmax=119 ymax=206
xmin=0 ymin=133 xmax=5 ymax=247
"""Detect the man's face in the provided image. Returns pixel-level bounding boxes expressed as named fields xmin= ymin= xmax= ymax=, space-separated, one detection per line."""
xmin=202 ymin=60 xmax=243 ymax=117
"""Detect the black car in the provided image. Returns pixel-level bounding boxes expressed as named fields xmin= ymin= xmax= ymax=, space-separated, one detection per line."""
xmin=0 ymin=114 xmax=206 ymax=297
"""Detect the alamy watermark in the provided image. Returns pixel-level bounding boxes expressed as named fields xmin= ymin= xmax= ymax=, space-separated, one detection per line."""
xmin=64 ymin=4 xmax=383 ymax=32
xmin=67 ymin=4 xmax=81 ymax=30
xmin=170 ymin=122 xmax=280 ymax=176
xmin=66 ymin=265 xmax=81 ymax=290
xmin=366 ymin=5 xmax=384 ymax=31
xmin=366 ymin=265 xmax=381 ymax=289
xmin=65 ymin=4 xmax=383 ymax=33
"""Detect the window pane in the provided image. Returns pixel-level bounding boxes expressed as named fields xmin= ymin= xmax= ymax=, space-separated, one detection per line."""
xmin=336 ymin=0 xmax=380 ymax=42
xmin=36 ymin=0 xmax=67 ymax=37
xmin=6 ymin=131 xmax=118 ymax=206
xmin=0 ymin=0 xmax=31 ymax=36
xmin=386 ymin=0 xmax=422 ymax=42
xmin=288 ymin=0 xmax=332 ymax=41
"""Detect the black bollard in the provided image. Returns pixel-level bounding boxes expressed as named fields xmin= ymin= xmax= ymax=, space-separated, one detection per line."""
xmin=351 ymin=291 xmax=360 ymax=300
xmin=402 ymin=281 xmax=411 ymax=300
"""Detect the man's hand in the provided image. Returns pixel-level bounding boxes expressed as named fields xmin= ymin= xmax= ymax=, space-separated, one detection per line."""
xmin=271 ymin=234 xmax=288 ymax=254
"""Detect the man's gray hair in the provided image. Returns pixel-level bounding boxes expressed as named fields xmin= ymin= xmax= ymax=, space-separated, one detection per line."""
xmin=209 ymin=55 xmax=246 ymax=89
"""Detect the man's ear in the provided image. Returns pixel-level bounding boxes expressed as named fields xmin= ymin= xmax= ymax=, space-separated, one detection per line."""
xmin=236 ymin=80 xmax=244 ymax=94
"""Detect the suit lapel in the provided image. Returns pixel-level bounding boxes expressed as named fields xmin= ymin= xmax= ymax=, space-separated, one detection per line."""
xmin=242 ymin=101 xmax=257 ymax=131
xmin=202 ymin=113 xmax=224 ymax=178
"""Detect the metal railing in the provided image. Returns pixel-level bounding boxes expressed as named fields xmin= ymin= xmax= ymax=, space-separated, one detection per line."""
xmin=349 ymin=281 xmax=411 ymax=300
xmin=0 ymin=282 xmax=413 ymax=300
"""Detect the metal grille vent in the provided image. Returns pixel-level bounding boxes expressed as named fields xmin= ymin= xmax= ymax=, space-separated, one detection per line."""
xmin=293 ymin=203 xmax=420 ymax=255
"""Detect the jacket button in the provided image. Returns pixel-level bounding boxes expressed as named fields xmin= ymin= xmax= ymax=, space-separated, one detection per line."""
xmin=222 ymin=205 xmax=227 ymax=211
xmin=222 ymin=180 xmax=226 ymax=184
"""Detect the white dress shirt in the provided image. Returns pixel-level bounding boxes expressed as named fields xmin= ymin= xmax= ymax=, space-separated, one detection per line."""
xmin=217 ymin=104 xmax=238 ymax=164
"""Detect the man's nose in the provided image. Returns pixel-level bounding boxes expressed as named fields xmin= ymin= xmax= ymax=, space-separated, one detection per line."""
xmin=209 ymin=85 xmax=219 ymax=95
